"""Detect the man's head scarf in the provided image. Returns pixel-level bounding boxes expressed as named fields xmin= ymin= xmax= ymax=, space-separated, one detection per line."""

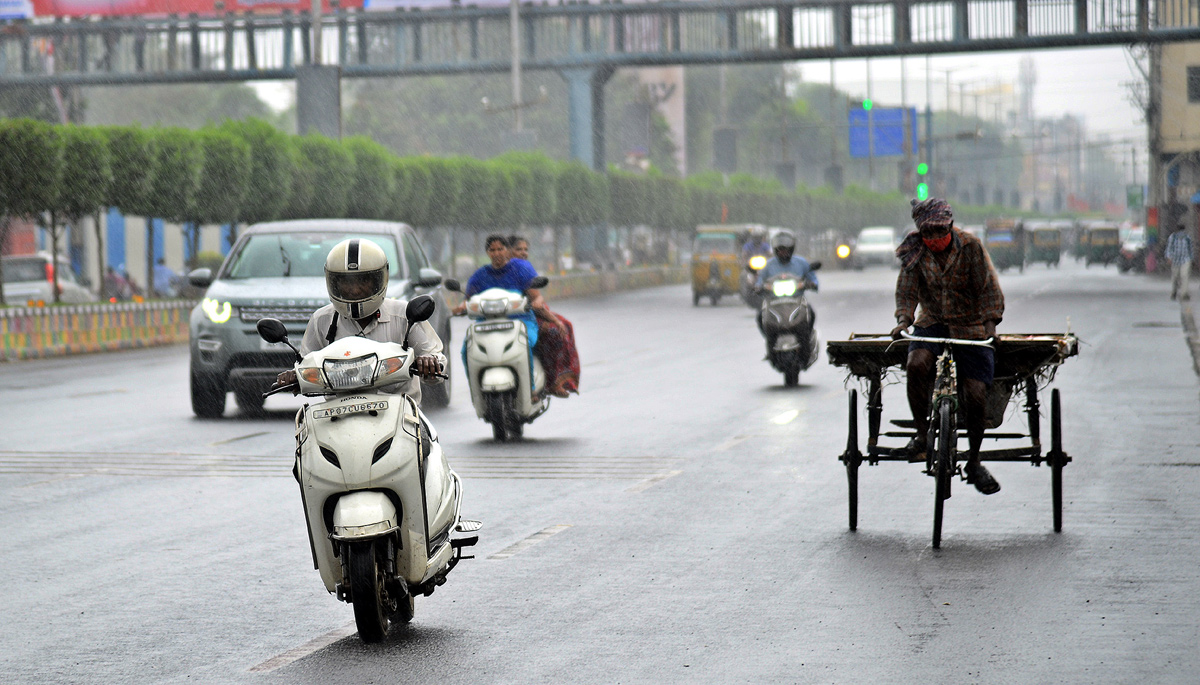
xmin=911 ymin=197 xmax=953 ymax=229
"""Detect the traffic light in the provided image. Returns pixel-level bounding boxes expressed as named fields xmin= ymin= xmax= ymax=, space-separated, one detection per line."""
xmin=862 ymin=98 xmax=873 ymax=111
xmin=916 ymin=162 xmax=930 ymax=200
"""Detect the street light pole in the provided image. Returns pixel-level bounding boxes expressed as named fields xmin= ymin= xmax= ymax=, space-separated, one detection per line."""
xmin=511 ymin=0 xmax=522 ymax=132
xmin=311 ymin=0 xmax=321 ymax=66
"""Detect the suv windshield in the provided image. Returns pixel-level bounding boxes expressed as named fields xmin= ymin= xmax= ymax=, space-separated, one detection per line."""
xmin=223 ymin=233 xmax=402 ymax=279
xmin=2 ymin=258 xmax=46 ymax=283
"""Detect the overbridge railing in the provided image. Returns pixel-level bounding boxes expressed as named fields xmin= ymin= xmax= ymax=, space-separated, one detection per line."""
xmin=2 ymin=0 xmax=1199 ymax=86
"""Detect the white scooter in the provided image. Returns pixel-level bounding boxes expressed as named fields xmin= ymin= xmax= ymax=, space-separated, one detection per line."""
xmin=257 ymin=295 xmax=480 ymax=643
xmin=445 ymin=277 xmax=550 ymax=442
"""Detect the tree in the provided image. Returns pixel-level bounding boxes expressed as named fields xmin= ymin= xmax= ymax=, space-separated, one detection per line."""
xmin=187 ymin=129 xmax=251 ymax=267
xmin=344 ymin=136 xmax=396 ymax=221
xmin=54 ymin=126 xmax=113 ymax=303
xmin=145 ymin=128 xmax=203 ymax=296
xmin=283 ymin=135 xmax=353 ymax=219
xmin=0 ymin=119 xmax=64 ymax=305
xmin=219 ymin=119 xmax=293 ymax=226
xmin=391 ymin=158 xmax=434 ymax=228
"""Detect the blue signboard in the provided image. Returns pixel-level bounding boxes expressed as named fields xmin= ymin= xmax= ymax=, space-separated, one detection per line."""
xmin=848 ymin=107 xmax=919 ymax=158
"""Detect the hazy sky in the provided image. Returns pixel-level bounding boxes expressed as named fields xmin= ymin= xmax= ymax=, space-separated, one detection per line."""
xmin=255 ymin=45 xmax=1148 ymax=176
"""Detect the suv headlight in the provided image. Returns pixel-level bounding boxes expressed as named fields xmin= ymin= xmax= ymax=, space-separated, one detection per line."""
xmin=202 ymin=298 xmax=234 ymax=323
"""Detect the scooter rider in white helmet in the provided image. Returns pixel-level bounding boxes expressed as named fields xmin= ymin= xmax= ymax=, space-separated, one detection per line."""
xmin=275 ymin=238 xmax=447 ymax=405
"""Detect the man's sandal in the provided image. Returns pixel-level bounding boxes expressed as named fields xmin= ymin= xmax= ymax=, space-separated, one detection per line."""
xmin=963 ymin=462 xmax=1001 ymax=495
xmin=905 ymin=437 xmax=927 ymax=463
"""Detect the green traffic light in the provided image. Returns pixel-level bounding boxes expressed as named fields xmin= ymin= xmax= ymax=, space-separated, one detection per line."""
xmin=917 ymin=162 xmax=928 ymax=175
xmin=862 ymin=99 xmax=873 ymax=111
xmin=917 ymin=183 xmax=929 ymax=201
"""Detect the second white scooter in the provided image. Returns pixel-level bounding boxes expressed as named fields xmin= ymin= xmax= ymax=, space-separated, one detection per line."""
xmin=445 ymin=277 xmax=550 ymax=441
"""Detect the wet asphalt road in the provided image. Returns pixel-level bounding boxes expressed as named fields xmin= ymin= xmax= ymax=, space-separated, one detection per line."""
xmin=2 ymin=258 xmax=1198 ymax=683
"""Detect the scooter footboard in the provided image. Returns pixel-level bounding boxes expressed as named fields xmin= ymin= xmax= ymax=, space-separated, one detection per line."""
xmin=330 ymin=491 xmax=400 ymax=541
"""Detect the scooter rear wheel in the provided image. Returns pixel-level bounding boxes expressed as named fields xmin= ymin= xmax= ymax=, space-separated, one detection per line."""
xmin=348 ymin=540 xmax=392 ymax=643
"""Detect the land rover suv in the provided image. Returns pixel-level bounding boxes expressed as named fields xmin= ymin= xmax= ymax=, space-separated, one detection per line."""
xmin=188 ymin=219 xmax=452 ymax=417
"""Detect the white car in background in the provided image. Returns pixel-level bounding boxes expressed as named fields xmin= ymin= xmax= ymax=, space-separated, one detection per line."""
xmin=1 ymin=253 xmax=96 ymax=305
xmin=856 ymin=226 xmax=899 ymax=267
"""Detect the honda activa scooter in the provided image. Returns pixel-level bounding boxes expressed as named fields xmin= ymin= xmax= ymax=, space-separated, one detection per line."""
xmin=257 ymin=295 xmax=480 ymax=643
xmin=758 ymin=264 xmax=821 ymax=386
xmin=445 ymin=277 xmax=550 ymax=442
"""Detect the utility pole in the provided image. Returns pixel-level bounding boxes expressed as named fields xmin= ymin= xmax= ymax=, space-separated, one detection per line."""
xmin=510 ymin=0 xmax=522 ymax=132
xmin=867 ymin=58 xmax=875 ymax=192
xmin=311 ymin=0 xmax=322 ymax=65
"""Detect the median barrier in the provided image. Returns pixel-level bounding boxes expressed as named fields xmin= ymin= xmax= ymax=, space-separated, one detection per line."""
xmin=0 ymin=266 xmax=686 ymax=361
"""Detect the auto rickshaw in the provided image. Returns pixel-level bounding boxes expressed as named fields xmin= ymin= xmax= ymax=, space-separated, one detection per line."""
xmin=691 ymin=226 xmax=741 ymax=306
xmin=1025 ymin=223 xmax=1062 ymax=267
xmin=984 ymin=218 xmax=1025 ymax=272
xmin=1084 ymin=224 xmax=1121 ymax=267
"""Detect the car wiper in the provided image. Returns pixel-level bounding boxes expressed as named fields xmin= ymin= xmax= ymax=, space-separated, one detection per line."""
xmin=279 ymin=237 xmax=292 ymax=277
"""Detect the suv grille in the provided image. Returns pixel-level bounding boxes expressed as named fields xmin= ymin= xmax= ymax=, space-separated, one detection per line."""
xmin=239 ymin=307 xmax=318 ymax=323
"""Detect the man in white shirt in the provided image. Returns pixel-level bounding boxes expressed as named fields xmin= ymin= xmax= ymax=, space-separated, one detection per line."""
xmin=277 ymin=238 xmax=446 ymax=404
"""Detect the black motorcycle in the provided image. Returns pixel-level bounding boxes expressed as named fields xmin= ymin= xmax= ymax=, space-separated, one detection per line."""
xmin=740 ymin=253 xmax=770 ymax=309
xmin=757 ymin=265 xmax=821 ymax=386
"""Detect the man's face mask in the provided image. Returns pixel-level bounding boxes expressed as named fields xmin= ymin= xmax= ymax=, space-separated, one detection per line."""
xmin=921 ymin=225 xmax=952 ymax=252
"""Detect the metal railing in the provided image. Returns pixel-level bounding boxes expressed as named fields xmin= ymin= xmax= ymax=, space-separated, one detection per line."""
xmin=2 ymin=0 xmax=1198 ymax=86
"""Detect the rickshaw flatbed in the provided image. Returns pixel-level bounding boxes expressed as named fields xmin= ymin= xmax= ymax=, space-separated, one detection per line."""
xmin=826 ymin=332 xmax=1079 ymax=539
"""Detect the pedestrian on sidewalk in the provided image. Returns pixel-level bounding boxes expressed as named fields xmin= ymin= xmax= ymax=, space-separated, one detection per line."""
xmin=1167 ymin=224 xmax=1193 ymax=301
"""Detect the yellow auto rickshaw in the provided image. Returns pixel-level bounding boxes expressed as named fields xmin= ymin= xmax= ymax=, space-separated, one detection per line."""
xmin=692 ymin=226 xmax=742 ymax=306
xmin=1025 ymin=223 xmax=1062 ymax=267
xmin=1084 ymin=224 xmax=1121 ymax=267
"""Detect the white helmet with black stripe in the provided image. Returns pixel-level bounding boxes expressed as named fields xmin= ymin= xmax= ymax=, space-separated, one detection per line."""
xmin=325 ymin=238 xmax=389 ymax=320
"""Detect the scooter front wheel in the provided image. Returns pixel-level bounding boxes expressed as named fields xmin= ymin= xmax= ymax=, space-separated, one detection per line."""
xmin=348 ymin=540 xmax=393 ymax=643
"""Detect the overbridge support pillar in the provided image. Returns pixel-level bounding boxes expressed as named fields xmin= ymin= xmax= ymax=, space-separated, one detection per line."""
xmin=562 ymin=66 xmax=616 ymax=171
xmin=296 ymin=65 xmax=342 ymax=139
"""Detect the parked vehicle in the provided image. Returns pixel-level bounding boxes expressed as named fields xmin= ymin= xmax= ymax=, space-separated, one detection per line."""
xmin=1025 ymin=222 xmax=1062 ymax=267
xmin=690 ymin=226 xmax=741 ymax=305
xmin=1118 ymin=225 xmax=1147 ymax=273
xmin=1 ymin=252 xmax=96 ymax=304
xmin=855 ymin=227 xmax=898 ymax=267
xmin=1083 ymin=224 xmax=1121 ymax=268
xmin=984 ymin=219 xmax=1025 ymax=272
xmin=187 ymin=219 xmax=452 ymax=418
xmin=757 ymin=265 xmax=821 ymax=386
xmin=446 ymin=276 xmax=552 ymax=442
xmin=256 ymin=308 xmax=479 ymax=643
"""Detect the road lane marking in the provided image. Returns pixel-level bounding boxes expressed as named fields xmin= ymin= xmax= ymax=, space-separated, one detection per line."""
xmin=771 ymin=409 xmax=800 ymax=425
xmin=248 ymin=623 xmax=357 ymax=673
xmin=210 ymin=431 xmax=271 ymax=446
xmin=488 ymin=524 xmax=572 ymax=560
xmin=716 ymin=435 xmax=749 ymax=451
xmin=627 ymin=469 xmax=682 ymax=493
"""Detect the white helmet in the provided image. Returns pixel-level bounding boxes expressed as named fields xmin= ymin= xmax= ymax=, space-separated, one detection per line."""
xmin=325 ymin=238 xmax=389 ymax=320
xmin=771 ymin=230 xmax=796 ymax=250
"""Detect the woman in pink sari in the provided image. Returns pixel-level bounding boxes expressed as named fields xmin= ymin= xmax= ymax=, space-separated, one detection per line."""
xmin=509 ymin=235 xmax=580 ymax=397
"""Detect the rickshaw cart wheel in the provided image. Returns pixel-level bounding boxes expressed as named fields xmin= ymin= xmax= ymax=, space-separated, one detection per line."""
xmin=932 ymin=399 xmax=955 ymax=549
xmin=1050 ymin=388 xmax=1064 ymax=532
xmin=844 ymin=390 xmax=860 ymax=531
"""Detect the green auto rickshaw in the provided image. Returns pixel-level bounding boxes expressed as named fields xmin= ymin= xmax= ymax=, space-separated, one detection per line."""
xmin=691 ymin=226 xmax=742 ymax=306
xmin=1084 ymin=224 xmax=1121 ymax=267
xmin=1026 ymin=223 xmax=1062 ymax=267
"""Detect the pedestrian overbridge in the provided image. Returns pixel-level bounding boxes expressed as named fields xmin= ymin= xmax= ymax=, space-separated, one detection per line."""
xmin=4 ymin=0 xmax=1197 ymax=165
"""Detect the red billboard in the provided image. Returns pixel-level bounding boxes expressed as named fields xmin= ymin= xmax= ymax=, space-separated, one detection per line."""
xmin=29 ymin=0 xmax=361 ymax=17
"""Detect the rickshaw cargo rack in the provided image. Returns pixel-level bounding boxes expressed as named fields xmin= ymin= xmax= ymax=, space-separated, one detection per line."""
xmin=825 ymin=332 xmax=1079 ymax=536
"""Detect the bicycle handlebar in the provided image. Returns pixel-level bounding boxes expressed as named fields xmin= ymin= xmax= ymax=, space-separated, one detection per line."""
xmin=900 ymin=331 xmax=995 ymax=347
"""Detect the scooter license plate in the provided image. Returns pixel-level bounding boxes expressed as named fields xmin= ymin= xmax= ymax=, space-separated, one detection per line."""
xmin=474 ymin=321 xmax=515 ymax=333
xmin=312 ymin=401 xmax=388 ymax=419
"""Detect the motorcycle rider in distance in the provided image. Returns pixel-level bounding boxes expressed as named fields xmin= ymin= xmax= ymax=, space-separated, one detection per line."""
xmin=755 ymin=230 xmax=819 ymax=344
xmin=889 ymin=197 xmax=1005 ymax=495
xmin=274 ymin=238 xmax=446 ymax=404
xmin=742 ymin=226 xmax=772 ymax=261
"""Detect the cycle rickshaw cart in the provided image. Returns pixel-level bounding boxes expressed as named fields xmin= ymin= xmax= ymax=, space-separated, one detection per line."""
xmin=826 ymin=332 xmax=1079 ymax=547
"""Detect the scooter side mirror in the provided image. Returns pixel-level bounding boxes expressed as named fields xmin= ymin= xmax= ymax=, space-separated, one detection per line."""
xmin=405 ymin=294 xmax=437 ymax=324
xmin=810 ymin=261 xmax=823 ymax=271
xmin=529 ymin=276 xmax=549 ymax=289
xmin=256 ymin=318 xmax=289 ymax=344
xmin=443 ymin=278 xmax=462 ymax=293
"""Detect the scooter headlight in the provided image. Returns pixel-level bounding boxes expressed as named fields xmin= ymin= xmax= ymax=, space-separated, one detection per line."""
xmin=749 ymin=255 xmax=768 ymax=270
xmin=772 ymin=280 xmax=798 ymax=297
xmin=322 ymin=354 xmax=379 ymax=391
xmin=481 ymin=298 xmax=509 ymax=316
xmin=836 ymin=244 xmax=852 ymax=259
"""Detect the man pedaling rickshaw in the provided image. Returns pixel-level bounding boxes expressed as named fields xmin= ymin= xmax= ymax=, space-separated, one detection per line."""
xmin=890 ymin=198 xmax=1006 ymax=495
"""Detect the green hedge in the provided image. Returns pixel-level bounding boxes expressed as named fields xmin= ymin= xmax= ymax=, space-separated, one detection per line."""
xmin=1 ymin=117 xmax=921 ymax=235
